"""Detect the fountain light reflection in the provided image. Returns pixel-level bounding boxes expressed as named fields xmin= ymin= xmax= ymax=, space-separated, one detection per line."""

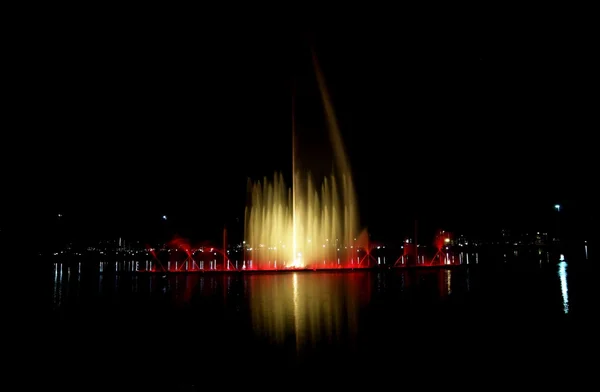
xmin=558 ymin=260 xmax=569 ymax=314
xmin=249 ymin=272 xmax=370 ymax=352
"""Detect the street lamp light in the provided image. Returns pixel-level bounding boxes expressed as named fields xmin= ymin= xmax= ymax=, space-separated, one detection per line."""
xmin=554 ymin=204 xmax=561 ymax=243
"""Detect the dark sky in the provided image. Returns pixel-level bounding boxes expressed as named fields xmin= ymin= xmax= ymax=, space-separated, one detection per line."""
xmin=7 ymin=10 xmax=596 ymax=245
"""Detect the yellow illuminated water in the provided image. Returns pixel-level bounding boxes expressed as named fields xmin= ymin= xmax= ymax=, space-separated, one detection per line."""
xmin=244 ymin=54 xmax=361 ymax=269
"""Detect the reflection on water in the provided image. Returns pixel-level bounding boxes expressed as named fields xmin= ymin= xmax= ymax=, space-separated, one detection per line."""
xmin=558 ymin=261 xmax=569 ymax=314
xmin=466 ymin=267 xmax=470 ymax=292
xmin=53 ymin=263 xmax=63 ymax=309
xmin=248 ymin=272 xmax=370 ymax=351
xmin=445 ymin=269 xmax=452 ymax=295
xmin=44 ymin=251 xmax=596 ymax=388
xmin=53 ymin=263 xmax=75 ymax=309
xmin=49 ymin=256 xmax=588 ymax=356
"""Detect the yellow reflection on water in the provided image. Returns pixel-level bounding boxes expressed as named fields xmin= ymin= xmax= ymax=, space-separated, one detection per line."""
xmin=249 ymin=272 xmax=369 ymax=351
xmin=445 ymin=269 xmax=452 ymax=295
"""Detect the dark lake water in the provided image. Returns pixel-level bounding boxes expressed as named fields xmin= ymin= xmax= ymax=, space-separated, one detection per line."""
xmin=39 ymin=252 xmax=597 ymax=390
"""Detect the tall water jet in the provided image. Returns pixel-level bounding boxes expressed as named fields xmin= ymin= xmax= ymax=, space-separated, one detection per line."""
xmin=244 ymin=54 xmax=362 ymax=270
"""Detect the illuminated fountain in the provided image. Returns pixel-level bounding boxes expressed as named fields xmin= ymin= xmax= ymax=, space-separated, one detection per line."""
xmin=140 ymin=235 xmax=233 ymax=272
xmin=430 ymin=230 xmax=453 ymax=266
xmin=244 ymin=54 xmax=366 ymax=270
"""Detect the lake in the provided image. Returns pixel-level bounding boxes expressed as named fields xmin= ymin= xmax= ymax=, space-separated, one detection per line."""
xmin=38 ymin=253 xmax=596 ymax=390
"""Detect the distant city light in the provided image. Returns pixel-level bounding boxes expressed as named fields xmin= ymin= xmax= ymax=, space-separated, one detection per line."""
xmin=554 ymin=204 xmax=561 ymax=211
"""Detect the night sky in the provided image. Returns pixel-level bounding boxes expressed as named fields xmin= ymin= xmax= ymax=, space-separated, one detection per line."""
xmin=7 ymin=11 xmax=595 ymax=247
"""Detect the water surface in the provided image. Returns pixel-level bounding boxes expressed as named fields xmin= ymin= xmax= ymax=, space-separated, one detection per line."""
xmin=40 ymin=255 xmax=597 ymax=388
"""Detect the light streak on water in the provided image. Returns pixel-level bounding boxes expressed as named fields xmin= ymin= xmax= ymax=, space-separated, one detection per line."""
xmin=558 ymin=261 xmax=569 ymax=314
xmin=466 ymin=268 xmax=470 ymax=292
xmin=53 ymin=263 xmax=62 ymax=308
xmin=445 ymin=269 xmax=452 ymax=295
